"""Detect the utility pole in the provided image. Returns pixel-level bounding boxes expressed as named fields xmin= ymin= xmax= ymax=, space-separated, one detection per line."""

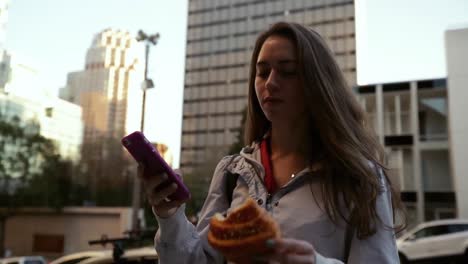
xmin=131 ymin=30 xmax=160 ymax=232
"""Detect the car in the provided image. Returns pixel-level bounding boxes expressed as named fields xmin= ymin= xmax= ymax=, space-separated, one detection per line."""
xmin=50 ymin=250 xmax=110 ymax=264
xmin=76 ymin=247 xmax=158 ymax=264
xmin=397 ymin=218 xmax=468 ymax=263
xmin=0 ymin=256 xmax=47 ymax=264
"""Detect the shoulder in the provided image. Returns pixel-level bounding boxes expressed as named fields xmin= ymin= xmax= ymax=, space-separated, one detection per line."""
xmin=216 ymin=154 xmax=241 ymax=170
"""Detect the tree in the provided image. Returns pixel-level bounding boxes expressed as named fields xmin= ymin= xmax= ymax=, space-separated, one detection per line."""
xmin=0 ymin=115 xmax=79 ymax=256
xmin=228 ymin=107 xmax=247 ymax=155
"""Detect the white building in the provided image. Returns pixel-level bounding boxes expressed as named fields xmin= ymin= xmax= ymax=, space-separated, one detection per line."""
xmin=0 ymin=93 xmax=83 ymax=163
xmin=355 ymin=26 xmax=468 ymax=224
xmin=356 ymin=78 xmax=450 ymax=225
xmin=0 ymin=52 xmax=83 ymax=163
xmin=60 ymin=28 xmax=144 ymax=181
xmin=445 ymin=26 xmax=468 ymax=220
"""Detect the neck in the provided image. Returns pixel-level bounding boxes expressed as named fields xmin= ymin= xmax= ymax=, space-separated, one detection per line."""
xmin=269 ymin=118 xmax=308 ymax=160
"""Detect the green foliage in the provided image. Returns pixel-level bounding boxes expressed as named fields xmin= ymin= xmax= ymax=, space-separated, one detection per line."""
xmin=228 ymin=107 xmax=247 ymax=155
xmin=0 ymin=115 xmax=84 ymax=209
xmin=184 ymin=172 xmax=210 ymax=217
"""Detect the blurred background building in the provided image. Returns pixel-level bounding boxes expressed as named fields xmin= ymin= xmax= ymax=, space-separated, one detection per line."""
xmin=60 ymin=28 xmax=144 ymax=191
xmin=0 ymin=52 xmax=83 ymax=163
xmin=354 ymin=26 xmax=468 ymax=225
xmin=2 ymin=206 xmax=134 ymax=259
xmin=445 ymin=26 xmax=468 ymax=221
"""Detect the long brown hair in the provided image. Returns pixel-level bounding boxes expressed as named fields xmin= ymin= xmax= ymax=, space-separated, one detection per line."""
xmin=245 ymin=22 xmax=405 ymax=239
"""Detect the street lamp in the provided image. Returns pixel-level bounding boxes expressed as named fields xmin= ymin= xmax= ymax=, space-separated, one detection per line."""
xmin=136 ymin=30 xmax=159 ymax=133
xmin=131 ymin=30 xmax=160 ymax=232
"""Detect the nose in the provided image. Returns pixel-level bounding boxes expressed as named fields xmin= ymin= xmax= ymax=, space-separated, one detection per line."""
xmin=265 ymin=69 xmax=279 ymax=91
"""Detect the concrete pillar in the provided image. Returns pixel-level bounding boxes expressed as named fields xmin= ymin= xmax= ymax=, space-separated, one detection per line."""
xmin=410 ymin=81 xmax=424 ymax=223
xmin=446 ymin=27 xmax=468 ymax=219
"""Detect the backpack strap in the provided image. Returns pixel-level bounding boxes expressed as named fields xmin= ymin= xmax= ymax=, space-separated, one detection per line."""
xmin=222 ymin=156 xmax=240 ymax=264
xmin=344 ymin=222 xmax=355 ymax=261
xmin=225 ymin=171 xmax=239 ymax=206
xmin=224 ymin=154 xmax=240 ymax=206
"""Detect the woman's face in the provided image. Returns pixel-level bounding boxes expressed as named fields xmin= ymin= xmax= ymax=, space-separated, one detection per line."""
xmin=255 ymin=35 xmax=306 ymax=124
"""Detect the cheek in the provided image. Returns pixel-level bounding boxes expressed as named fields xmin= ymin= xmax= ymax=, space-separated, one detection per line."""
xmin=287 ymin=84 xmax=307 ymax=109
xmin=254 ymin=80 xmax=263 ymax=101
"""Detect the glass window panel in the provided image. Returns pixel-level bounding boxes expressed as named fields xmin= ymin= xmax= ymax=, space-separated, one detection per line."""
xmin=418 ymin=90 xmax=448 ymax=141
xmin=204 ymin=101 xmax=212 ymax=114
xmin=383 ymin=93 xmax=411 ymax=135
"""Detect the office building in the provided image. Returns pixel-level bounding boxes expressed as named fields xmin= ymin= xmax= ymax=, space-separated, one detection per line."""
xmin=0 ymin=53 xmax=83 ymax=163
xmin=60 ymin=29 xmax=144 ymax=187
xmin=354 ymin=27 xmax=468 ymax=224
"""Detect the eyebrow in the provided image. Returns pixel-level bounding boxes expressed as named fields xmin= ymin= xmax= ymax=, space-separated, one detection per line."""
xmin=256 ymin=59 xmax=297 ymax=66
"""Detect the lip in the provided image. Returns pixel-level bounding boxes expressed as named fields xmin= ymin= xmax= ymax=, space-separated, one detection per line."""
xmin=263 ymin=96 xmax=284 ymax=104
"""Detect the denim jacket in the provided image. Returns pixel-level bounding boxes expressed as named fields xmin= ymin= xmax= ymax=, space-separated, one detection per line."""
xmin=154 ymin=143 xmax=399 ymax=263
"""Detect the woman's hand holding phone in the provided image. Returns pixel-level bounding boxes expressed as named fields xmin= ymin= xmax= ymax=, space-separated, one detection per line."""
xmin=138 ymin=164 xmax=188 ymax=218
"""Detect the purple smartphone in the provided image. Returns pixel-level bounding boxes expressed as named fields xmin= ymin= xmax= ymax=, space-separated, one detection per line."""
xmin=121 ymin=131 xmax=190 ymax=201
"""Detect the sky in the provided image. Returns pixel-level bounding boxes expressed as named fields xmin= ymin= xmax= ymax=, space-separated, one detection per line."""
xmin=4 ymin=0 xmax=188 ymax=166
xmin=355 ymin=0 xmax=468 ymax=85
xmin=4 ymin=0 xmax=468 ymax=167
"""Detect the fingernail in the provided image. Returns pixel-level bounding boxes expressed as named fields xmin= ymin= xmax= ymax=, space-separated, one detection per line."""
xmin=265 ymin=239 xmax=275 ymax=248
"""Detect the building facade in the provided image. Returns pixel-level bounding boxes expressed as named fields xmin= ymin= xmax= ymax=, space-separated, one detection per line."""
xmin=354 ymin=26 xmax=468 ymax=225
xmin=355 ymin=78 xmax=451 ymax=225
xmin=60 ymin=29 xmax=144 ymax=187
xmin=2 ymin=206 xmax=137 ymax=260
xmin=445 ymin=26 xmax=468 ymax=220
xmin=181 ymin=0 xmax=357 ymax=175
xmin=0 ymin=53 xmax=83 ymax=163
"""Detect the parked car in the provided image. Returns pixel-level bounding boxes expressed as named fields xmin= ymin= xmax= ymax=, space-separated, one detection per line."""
xmin=76 ymin=247 xmax=158 ymax=264
xmin=0 ymin=256 xmax=47 ymax=264
xmin=397 ymin=219 xmax=468 ymax=263
xmin=50 ymin=250 xmax=110 ymax=264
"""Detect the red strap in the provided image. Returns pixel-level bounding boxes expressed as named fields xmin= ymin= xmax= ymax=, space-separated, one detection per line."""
xmin=260 ymin=138 xmax=278 ymax=193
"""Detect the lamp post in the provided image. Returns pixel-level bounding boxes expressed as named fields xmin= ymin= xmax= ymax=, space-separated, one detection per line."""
xmin=131 ymin=30 xmax=160 ymax=232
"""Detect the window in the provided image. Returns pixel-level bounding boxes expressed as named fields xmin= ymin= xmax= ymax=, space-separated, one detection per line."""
xmin=45 ymin=107 xmax=54 ymax=118
xmin=33 ymin=234 xmax=64 ymax=253
xmin=448 ymin=224 xmax=468 ymax=233
xmin=25 ymin=261 xmax=45 ymax=264
xmin=413 ymin=225 xmax=450 ymax=239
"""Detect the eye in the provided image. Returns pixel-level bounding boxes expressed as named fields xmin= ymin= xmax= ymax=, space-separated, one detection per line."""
xmin=256 ymin=69 xmax=270 ymax=78
xmin=280 ymin=68 xmax=298 ymax=77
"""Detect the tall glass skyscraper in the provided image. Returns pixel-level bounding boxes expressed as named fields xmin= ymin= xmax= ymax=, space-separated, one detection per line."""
xmin=181 ymin=0 xmax=356 ymax=175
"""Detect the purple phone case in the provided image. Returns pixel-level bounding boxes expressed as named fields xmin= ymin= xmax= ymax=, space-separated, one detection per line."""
xmin=121 ymin=131 xmax=190 ymax=201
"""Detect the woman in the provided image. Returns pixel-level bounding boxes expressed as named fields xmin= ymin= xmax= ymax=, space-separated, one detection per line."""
xmin=141 ymin=22 xmax=404 ymax=263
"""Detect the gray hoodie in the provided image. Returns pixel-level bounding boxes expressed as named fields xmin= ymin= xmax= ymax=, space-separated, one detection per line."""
xmin=155 ymin=143 xmax=399 ymax=263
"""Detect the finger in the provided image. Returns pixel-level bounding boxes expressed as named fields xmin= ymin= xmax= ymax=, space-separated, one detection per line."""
xmin=143 ymin=173 xmax=168 ymax=193
xmin=173 ymin=168 xmax=184 ymax=182
xmin=156 ymin=198 xmax=187 ymax=212
xmin=148 ymin=183 xmax=178 ymax=206
xmin=270 ymin=253 xmax=314 ymax=264
xmin=269 ymin=238 xmax=315 ymax=255
xmin=137 ymin=163 xmax=144 ymax=179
